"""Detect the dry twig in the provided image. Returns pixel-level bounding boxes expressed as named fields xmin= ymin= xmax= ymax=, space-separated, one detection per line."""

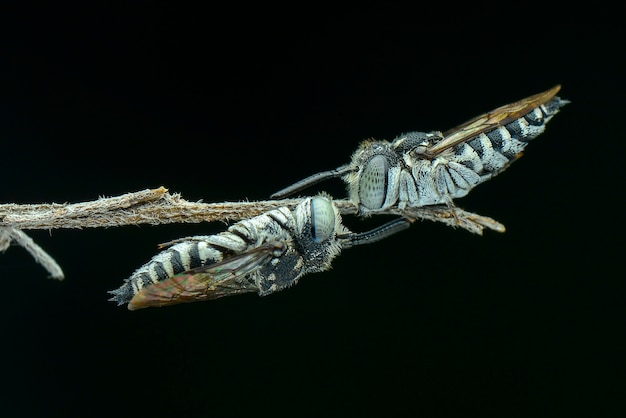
xmin=0 ymin=227 xmax=64 ymax=280
xmin=0 ymin=186 xmax=504 ymax=279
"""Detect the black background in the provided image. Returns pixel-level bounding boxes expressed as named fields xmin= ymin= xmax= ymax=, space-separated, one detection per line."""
xmin=1 ymin=4 xmax=624 ymax=418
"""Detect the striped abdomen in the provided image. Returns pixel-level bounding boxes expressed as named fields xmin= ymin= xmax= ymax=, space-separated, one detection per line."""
xmin=399 ymin=97 xmax=568 ymax=207
xmin=449 ymin=97 xmax=567 ymax=180
xmin=109 ymin=207 xmax=294 ymax=305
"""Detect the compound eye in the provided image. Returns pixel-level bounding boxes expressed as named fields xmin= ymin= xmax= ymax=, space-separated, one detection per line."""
xmin=359 ymin=154 xmax=388 ymax=209
xmin=310 ymin=196 xmax=336 ymax=243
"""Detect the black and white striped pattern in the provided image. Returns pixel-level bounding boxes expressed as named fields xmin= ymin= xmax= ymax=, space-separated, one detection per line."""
xmin=109 ymin=197 xmax=351 ymax=307
xmin=347 ymin=97 xmax=568 ymax=211
xmin=449 ymin=99 xmax=566 ymax=179
xmin=109 ymin=207 xmax=296 ymax=306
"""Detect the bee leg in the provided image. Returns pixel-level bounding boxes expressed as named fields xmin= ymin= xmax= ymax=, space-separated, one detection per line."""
xmin=442 ymin=198 xmax=464 ymax=227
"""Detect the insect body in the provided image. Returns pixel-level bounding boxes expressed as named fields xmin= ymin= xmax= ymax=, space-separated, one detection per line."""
xmin=109 ymin=195 xmax=409 ymax=310
xmin=272 ymin=85 xmax=569 ymax=214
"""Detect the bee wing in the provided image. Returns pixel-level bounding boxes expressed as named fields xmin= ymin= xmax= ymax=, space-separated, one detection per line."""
xmin=128 ymin=241 xmax=284 ymax=310
xmin=423 ymin=85 xmax=561 ymax=158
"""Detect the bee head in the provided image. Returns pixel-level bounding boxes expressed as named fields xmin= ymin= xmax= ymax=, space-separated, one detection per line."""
xmin=293 ymin=195 xmax=345 ymax=271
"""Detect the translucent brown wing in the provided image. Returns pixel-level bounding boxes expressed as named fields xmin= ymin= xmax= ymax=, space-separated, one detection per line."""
xmin=128 ymin=241 xmax=284 ymax=310
xmin=423 ymin=85 xmax=562 ymax=158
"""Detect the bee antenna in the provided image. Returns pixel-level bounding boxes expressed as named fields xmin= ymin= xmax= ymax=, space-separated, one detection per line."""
xmin=339 ymin=218 xmax=410 ymax=249
xmin=270 ymin=165 xmax=353 ymax=199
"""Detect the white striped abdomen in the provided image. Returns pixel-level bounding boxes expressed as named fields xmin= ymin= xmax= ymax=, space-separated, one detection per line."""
xmin=357 ymin=97 xmax=566 ymax=211
xmin=109 ymin=207 xmax=294 ymax=305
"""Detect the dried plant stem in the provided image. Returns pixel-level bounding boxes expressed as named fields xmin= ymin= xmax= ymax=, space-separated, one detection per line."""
xmin=1 ymin=186 xmax=504 ymax=280
xmin=0 ymin=187 xmax=298 ymax=229
xmin=373 ymin=206 xmax=506 ymax=235
xmin=0 ymin=186 xmax=504 ymax=234
xmin=0 ymin=227 xmax=64 ymax=280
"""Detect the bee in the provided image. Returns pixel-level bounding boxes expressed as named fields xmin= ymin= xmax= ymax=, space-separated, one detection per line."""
xmin=109 ymin=195 xmax=409 ymax=310
xmin=271 ymin=85 xmax=569 ymax=214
